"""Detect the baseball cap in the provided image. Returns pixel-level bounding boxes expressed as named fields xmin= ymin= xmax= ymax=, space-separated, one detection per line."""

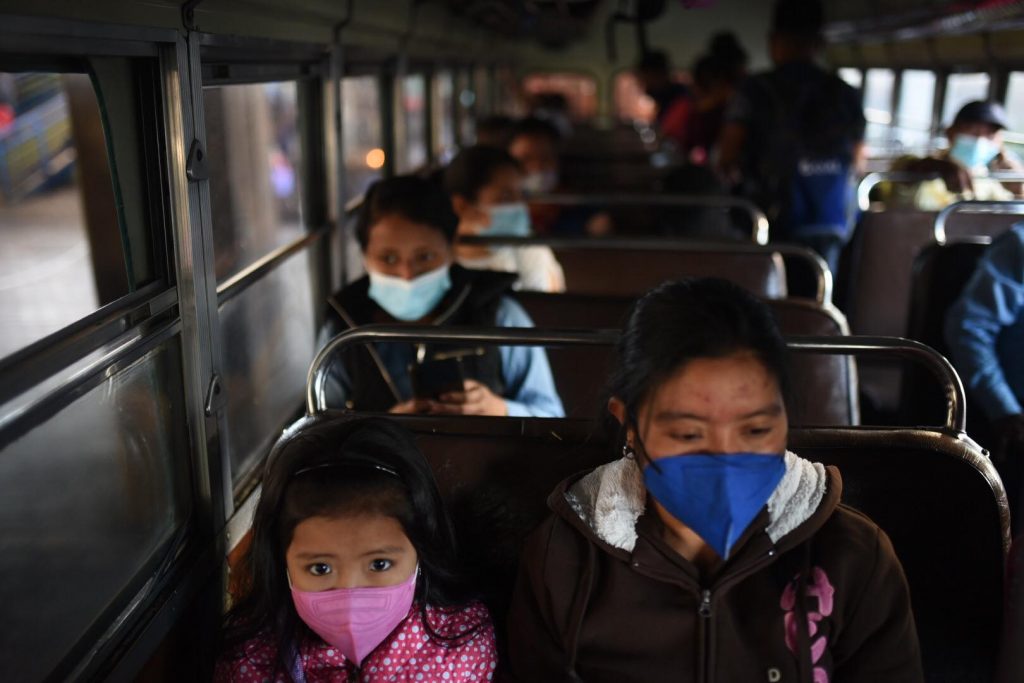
xmin=952 ymin=100 xmax=1008 ymax=130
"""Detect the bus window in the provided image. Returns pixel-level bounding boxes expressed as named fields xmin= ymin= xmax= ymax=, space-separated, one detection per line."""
xmin=494 ymin=65 xmax=524 ymax=116
xmin=396 ymin=73 xmax=428 ymax=173
xmin=522 ymin=71 xmax=598 ymax=122
xmin=614 ymin=71 xmax=656 ymax=124
xmin=838 ymin=67 xmax=863 ymax=90
xmin=0 ymin=71 xmax=130 ymax=360
xmin=342 ymin=75 xmax=384 ymax=198
xmin=432 ymin=70 xmax=456 ymax=164
xmin=895 ymin=69 xmax=937 ymax=152
xmin=1 ymin=338 xmax=190 ymax=681
xmin=942 ymin=72 xmax=990 ymax=126
xmin=1004 ymin=71 xmax=1024 ymax=157
xmin=863 ymin=68 xmax=896 ymax=151
xmin=203 ymin=80 xmax=305 ymax=282
xmin=456 ymin=68 xmax=476 ymax=146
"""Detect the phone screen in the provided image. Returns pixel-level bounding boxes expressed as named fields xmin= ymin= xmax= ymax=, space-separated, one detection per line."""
xmin=410 ymin=357 xmax=465 ymax=399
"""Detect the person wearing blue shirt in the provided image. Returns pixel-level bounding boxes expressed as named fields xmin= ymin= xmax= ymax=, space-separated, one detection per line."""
xmin=945 ymin=223 xmax=1024 ymax=464
xmin=319 ymin=175 xmax=564 ymax=418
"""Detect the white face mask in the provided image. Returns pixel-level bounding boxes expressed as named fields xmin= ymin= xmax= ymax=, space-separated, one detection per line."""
xmin=522 ymin=170 xmax=559 ymax=194
xmin=950 ymin=134 xmax=1001 ymax=169
xmin=481 ymin=202 xmax=532 ymax=238
xmin=366 ymin=264 xmax=451 ymax=321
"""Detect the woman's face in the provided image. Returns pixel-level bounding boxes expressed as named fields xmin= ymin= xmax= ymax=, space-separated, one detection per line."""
xmin=455 ymin=165 xmax=524 ymax=236
xmin=627 ymin=351 xmax=788 ymax=459
xmin=286 ymin=513 xmax=418 ymax=592
xmin=364 ymin=213 xmax=452 ymax=280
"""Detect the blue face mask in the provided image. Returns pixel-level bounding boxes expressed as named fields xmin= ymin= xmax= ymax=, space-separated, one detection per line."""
xmin=482 ymin=202 xmax=532 ymax=238
xmin=642 ymin=451 xmax=786 ymax=559
xmin=367 ymin=264 xmax=451 ymax=321
xmin=949 ymin=134 xmax=1000 ymax=170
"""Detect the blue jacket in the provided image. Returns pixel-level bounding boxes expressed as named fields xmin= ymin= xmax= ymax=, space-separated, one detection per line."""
xmin=944 ymin=224 xmax=1024 ymax=420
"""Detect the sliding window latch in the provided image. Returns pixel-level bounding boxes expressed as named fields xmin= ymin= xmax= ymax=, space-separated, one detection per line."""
xmin=186 ymin=139 xmax=209 ymax=181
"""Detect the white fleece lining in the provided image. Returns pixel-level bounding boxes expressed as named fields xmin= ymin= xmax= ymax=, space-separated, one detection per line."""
xmin=564 ymin=450 xmax=827 ymax=553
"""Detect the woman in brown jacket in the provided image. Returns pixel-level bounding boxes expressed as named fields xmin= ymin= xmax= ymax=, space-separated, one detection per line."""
xmin=503 ymin=278 xmax=923 ymax=683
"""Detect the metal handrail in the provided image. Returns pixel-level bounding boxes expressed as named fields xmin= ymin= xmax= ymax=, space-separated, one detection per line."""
xmin=306 ymin=327 xmax=965 ymax=433
xmin=459 ymin=236 xmax=833 ymax=305
xmin=526 ymin=193 xmax=771 ymax=245
xmin=933 ymin=199 xmax=1024 ymax=244
xmin=857 ymin=171 xmax=1024 ymax=212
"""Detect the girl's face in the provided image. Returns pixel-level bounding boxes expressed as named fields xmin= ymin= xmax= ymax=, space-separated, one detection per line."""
xmin=619 ymin=351 xmax=788 ymax=458
xmin=286 ymin=513 xmax=418 ymax=591
xmin=364 ymin=214 xmax=452 ymax=280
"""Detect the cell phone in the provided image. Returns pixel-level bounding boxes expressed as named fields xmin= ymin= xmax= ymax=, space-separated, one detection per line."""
xmin=410 ymin=357 xmax=466 ymax=399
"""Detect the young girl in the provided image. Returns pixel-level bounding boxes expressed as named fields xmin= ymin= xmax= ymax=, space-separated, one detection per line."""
xmin=216 ymin=417 xmax=497 ymax=682
xmin=503 ymin=278 xmax=923 ymax=682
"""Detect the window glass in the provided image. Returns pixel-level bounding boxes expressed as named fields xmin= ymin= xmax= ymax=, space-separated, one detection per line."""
xmin=219 ymin=247 xmax=317 ymax=485
xmin=341 ymin=75 xmax=384 ymax=199
xmin=432 ymin=71 xmax=456 ymax=164
xmin=456 ymin=69 xmax=476 ymax=146
xmin=0 ymin=71 xmax=131 ymax=360
xmin=613 ymin=71 xmax=656 ymax=124
xmin=895 ymin=70 xmax=936 ymax=152
xmin=522 ymin=72 xmax=598 ymax=122
xmin=395 ymin=74 xmax=428 ymax=174
xmin=494 ymin=66 xmax=525 ymax=117
xmin=863 ymin=68 xmax=895 ymax=150
xmin=942 ymin=72 xmax=990 ymax=126
xmin=0 ymin=338 xmax=189 ymax=680
xmin=203 ymin=80 xmax=305 ymax=282
xmin=1004 ymin=72 xmax=1024 ymax=157
xmin=838 ymin=68 xmax=863 ymax=90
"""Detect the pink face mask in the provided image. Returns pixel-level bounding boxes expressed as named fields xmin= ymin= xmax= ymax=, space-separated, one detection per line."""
xmin=290 ymin=566 xmax=418 ymax=665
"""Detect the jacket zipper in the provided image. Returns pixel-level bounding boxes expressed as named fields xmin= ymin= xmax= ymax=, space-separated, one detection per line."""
xmin=698 ymin=588 xmax=712 ymax=683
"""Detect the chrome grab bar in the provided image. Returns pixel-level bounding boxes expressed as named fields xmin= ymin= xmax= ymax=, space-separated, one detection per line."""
xmin=459 ymin=236 xmax=832 ymax=305
xmin=933 ymin=199 xmax=1024 ymax=244
xmin=857 ymin=171 xmax=1024 ymax=212
xmin=306 ymin=327 xmax=965 ymax=433
xmin=526 ymin=193 xmax=770 ymax=245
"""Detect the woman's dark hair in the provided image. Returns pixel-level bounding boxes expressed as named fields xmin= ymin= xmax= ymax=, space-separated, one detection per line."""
xmin=219 ymin=416 xmax=478 ymax=673
xmin=607 ymin=278 xmax=792 ymax=422
xmin=443 ymin=145 xmax=522 ymax=202
xmin=356 ymin=175 xmax=459 ymax=249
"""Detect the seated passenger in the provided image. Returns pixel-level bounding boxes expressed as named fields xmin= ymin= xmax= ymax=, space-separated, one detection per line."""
xmin=889 ymin=101 xmax=1024 ymax=209
xmin=215 ymin=417 xmax=497 ymax=681
xmin=507 ymin=117 xmax=613 ymax=237
xmin=945 ymin=223 xmax=1024 ymax=505
xmin=444 ymin=145 xmax=566 ymax=293
xmin=320 ymin=175 xmax=564 ymax=417
xmin=503 ymin=278 xmax=922 ymax=682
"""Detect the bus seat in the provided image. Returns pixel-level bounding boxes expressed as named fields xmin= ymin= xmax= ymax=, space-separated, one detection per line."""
xmin=285 ymin=414 xmax=1007 ymax=682
xmin=998 ymin=534 xmax=1024 ymax=683
xmin=552 ymin=245 xmax=787 ymax=298
xmin=900 ymin=240 xmax=990 ymax=431
xmin=512 ymin=292 xmax=857 ymax=425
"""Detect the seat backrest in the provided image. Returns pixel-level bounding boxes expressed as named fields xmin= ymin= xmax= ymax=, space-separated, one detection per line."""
xmin=512 ymin=292 xmax=857 ymax=425
xmin=899 ymin=241 xmax=988 ymax=429
xmin=847 ymin=209 xmax=937 ymax=338
xmin=998 ymin=534 xmax=1024 ymax=683
xmin=942 ymin=212 xmax=1023 ymax=243
xmin=358 ymin=414 xmax=1008 ymax=683
xmin=551 ymin=245 xmax=788 ymax=298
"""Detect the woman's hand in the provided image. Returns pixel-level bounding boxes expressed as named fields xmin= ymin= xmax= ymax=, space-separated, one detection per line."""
xmin=430 ymin=380 xmax=508 ymax=416
xmin=389 ymin=399 xmax=432 ymax=415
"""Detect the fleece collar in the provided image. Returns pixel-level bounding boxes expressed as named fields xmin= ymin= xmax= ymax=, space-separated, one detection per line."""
xmin=563 ymin=451 xmax=828 ymax=553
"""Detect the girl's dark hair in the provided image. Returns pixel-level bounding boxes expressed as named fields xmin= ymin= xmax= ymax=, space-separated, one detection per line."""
xmin=220 ymin=416 xmax=477 ymax=672
xmin=607 ymin=278 xmax=792 ymax=421
xmin=443 ymin=145 xmax=521 ymax=202
xmin=356 ymin=175 xmax=459 ymax=249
